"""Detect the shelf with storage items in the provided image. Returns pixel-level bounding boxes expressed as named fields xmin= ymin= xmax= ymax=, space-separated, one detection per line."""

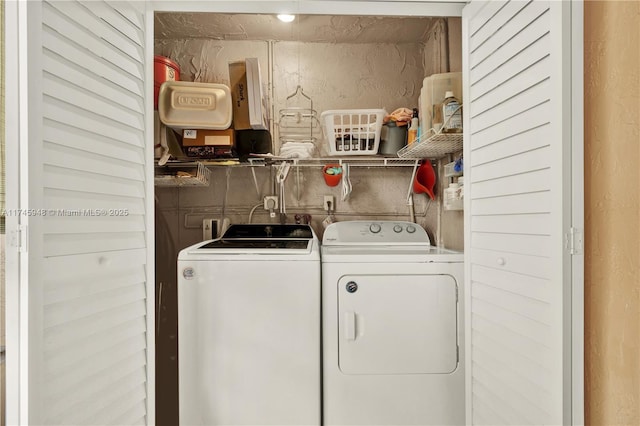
xmin=277 ymin=157 xmax=419 ymax=168
xmin=153 ymin=155 xmax=424 ymax=196
xmin=155 ymin=158 xmax=268 ymax=168
xmin=154 ymin=156 xmax=419 ymax=172
xmin=397 ymin=131 xmax=463 ymax=159
xmin=154 ymin=162 xmax=212 ymax=187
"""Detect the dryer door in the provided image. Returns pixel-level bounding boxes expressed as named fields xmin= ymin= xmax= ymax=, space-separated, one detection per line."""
xmin=337 ymin=274 xmax=458 ymax=375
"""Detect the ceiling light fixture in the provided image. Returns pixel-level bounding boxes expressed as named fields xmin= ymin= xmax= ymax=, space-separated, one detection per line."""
xmin=277 ymin=14 xmax=295 ymax=23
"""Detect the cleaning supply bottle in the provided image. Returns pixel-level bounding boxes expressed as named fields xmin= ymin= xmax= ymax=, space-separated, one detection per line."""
xmin=444 ymin=182 xmax=462 ymax=210
xmin=407 ymin=108 xmax=419 ymax=144
xmin=442 ymin=91 xmax=463 ymax=133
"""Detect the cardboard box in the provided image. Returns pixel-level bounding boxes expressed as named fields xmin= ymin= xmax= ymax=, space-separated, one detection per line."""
xmin=229 ymin=59 xmax=268 ymax=131
xmin=229 ymin=61 xmax=251 ymax=130
xmin=245 ymin=58 xmax=269 ymax=131
xmin=182 ymin=129 xmax=234 ymax=147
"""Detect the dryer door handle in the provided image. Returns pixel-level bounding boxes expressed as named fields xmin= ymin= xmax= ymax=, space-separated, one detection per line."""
xmin=344 ymin=311 xmax=357 ymax=341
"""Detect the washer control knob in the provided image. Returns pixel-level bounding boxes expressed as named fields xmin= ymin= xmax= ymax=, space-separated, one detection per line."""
xmin=393 ymin=225 xmax=403 ymax=233
xmin=406 ymin=225 xmax=417 ymax=233
xmin=369 ymin=223 xmax=381 ymax=234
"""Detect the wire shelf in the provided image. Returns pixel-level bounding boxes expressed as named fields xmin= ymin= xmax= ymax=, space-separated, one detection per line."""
xmin=397 ymin=132 xmax=463 ymax=159
xmin=154 ymin=162 xmax=211 ymax=187
xmin=268 ymin=157 xmax=420 ymax=168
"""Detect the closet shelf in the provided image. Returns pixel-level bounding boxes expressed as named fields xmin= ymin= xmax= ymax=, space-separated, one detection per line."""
xmin=154 ymin=158 xmax=268 ymax=168
xmin=154 ymin=162 xmax=211 ymax=187
xmin=397 ymin=132 xmax=463 ymax=159
xmin=155 ymin=157 xmax=420 ymax=169
xmin=276 ymin=157 xmax=419 ymax=168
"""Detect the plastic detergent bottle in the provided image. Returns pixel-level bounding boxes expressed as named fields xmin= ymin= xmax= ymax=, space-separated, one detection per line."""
xmin=407 ymin=108 xmax=419 ymax=144
xmin=444 ymin=182 xmax=462 ymax=210
xmin=442 ymin=91 xmax=463 ymax=133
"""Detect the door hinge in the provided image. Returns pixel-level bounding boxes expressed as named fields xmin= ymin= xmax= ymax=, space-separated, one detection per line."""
xmin=11 ymin=224 xmax=28 ymax=253
xmin=565 ymin=227 xmax=583 ymax=255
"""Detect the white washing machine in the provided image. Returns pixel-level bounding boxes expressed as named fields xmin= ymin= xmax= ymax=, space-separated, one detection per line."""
xmin=321 ymin=221 xmax=465 ymax=425
xmin=177 ymin=224 xmax=321 ymax=426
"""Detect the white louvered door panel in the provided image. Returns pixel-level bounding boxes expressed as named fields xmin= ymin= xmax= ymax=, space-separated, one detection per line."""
xmin=463 ymin=1 xmax=573 ymax=425
xmin=17 ymin=1 xmax=153 ymax=424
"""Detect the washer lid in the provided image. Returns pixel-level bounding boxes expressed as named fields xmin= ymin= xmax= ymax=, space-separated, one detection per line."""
xmin=183 ymin=224 xmax=318 ymax=256
xmin=200 ymin=239 xmax=311 ymax=250
xmin=220 ymin=224 xmax=314 ymax=239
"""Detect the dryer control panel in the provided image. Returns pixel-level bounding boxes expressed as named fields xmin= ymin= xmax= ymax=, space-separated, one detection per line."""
xmin=322 ymin=221 xmax=430 ymax=246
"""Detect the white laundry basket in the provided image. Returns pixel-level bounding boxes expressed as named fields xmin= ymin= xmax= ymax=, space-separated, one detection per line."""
xmin=321 ymin=109 xmax=386 ymax=155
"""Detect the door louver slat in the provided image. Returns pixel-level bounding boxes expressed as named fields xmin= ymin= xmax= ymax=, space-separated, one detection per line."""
xmin=43 ymin=3 xmax=143 ymax=80
xmin=44 ymin=73 xmax=144 ymax=130
xmin=43 ymin=119 xmax=145 ymax=164
xmin=49 ymin=0 xmax=143 ymax=62
xmin=42 ymin=26 xmax=142 ymax=96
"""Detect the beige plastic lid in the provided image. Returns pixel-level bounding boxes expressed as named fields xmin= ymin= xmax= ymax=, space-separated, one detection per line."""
xmin=158 ymin=81 xmax=232 ymax=130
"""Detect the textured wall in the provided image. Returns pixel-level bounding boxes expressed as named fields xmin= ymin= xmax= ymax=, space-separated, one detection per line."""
xmin=447 ymin=18 xmax=462 ymax=74
xmin=585 ymin=1 xmax=640 ymax=424
xmin=156 ymin=166 xmax=436 ymax=251
xmin=155 ymin=37 xmax=443 ymax=249
xmin=156 ymin=38 xmax=425 ymax=155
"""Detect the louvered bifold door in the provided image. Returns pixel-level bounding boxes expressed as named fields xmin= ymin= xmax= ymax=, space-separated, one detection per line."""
xmin=462 ymin=1 xmax=573 ymax=425
xmin=20 ymin=1 xmax=152 ymax=424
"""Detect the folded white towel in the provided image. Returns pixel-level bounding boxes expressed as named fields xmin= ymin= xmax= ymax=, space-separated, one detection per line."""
xmin=279 ymin=147 xmax=314 ymax=158
xmin=280 ymin=142 xmax=315 ymax=158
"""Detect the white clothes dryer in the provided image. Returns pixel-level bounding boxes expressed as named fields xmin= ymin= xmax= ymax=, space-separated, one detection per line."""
xmin=178 ymin=224 xmax=321 ymax=426
xmin=321 ymin=221 xmax=465 ymax=425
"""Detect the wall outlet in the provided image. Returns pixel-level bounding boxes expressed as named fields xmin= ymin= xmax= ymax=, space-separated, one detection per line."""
xmin=264 ymin=195 xmax=278 ymax=210
xmin=203 ymin=218 xmax=230 ymax=240
xmin=324 ymin=195 xmax=335 ymax=212
xmin=203 ymin=219 xmax=214 ymax=240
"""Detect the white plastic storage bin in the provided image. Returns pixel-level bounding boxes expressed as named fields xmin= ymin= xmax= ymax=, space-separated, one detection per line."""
xmin=321 ymin=109 xmax=386 ymax=155
xmin=158 ymin=81 xmax=232 ymax=130
xmin=419 ymin=72 xmax=462 ymax=134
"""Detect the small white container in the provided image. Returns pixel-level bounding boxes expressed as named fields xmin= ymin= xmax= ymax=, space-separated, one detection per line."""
xmin=443 ymin=161 xmax=463 ymax=178
xmin=158 ymin=81 xmax=232 ymax=130
xmin=444 ymin=182 xmax=463 ymax=211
